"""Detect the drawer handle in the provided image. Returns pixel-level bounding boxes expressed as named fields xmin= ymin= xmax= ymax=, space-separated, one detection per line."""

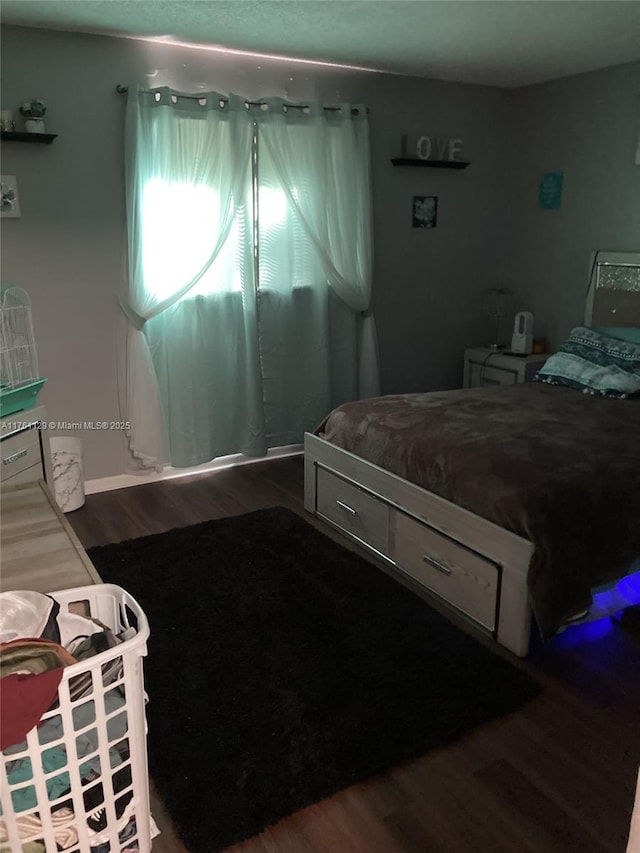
xmin=335 ymin=500 xmax=357 ymax=517
xmin=423 ymin=554 xmax=452 ymax=576
xmin=3 ymin=448 xmax=28 ymax=465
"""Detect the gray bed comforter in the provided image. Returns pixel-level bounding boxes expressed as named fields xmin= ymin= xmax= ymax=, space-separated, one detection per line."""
xmin=316 ymin=382 xmax=640 ymax=639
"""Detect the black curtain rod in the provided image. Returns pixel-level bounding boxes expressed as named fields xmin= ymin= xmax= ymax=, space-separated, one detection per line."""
xmin=115 ymin=84 xmax=364 ymax=114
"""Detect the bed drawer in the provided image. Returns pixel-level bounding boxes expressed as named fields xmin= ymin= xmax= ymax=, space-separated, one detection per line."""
xmin=316 ymin=467 xmax=389 ymax=555
xmin=393 ymin=511 xmax=498 ymax=630
xmin=1 ymin=427 xmax=42 ymax=483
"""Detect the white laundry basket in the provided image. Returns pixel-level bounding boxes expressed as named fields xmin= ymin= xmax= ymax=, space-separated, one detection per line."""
xmin=0 ymin=584 xmax=152 ymax=852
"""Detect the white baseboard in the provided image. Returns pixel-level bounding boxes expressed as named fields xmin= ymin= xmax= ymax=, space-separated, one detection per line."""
xmin=84 ymin=444 xmax=303 ymax=495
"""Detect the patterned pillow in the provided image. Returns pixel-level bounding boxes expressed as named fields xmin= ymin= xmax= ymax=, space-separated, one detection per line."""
xmin=534 ymin=326 xmax=640 ymax=398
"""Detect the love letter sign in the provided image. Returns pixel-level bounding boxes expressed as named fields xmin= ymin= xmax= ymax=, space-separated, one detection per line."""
xmin=416 ymin=135 xmax=463 ymax=162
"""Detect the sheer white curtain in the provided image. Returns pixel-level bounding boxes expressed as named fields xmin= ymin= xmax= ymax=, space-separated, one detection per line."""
xmin=123 ymin=86 xmax=265 ymax=468
xmin=122 ymin=87 xmax=377 ymax=469
xmin=258 ymin=99 xmax=379 ymax=399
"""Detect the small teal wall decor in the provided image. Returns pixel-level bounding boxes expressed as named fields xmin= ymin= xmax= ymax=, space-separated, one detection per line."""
xmin=538 ymin=171 xmax=564 ymax=209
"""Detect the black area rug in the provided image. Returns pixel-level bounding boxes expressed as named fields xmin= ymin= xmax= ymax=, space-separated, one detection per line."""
xmin=88 ymin=507 xmax=540 ymax=852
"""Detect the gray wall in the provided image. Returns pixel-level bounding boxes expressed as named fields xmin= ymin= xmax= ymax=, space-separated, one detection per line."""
xmin=3 ymin=27 xmax=636 ymax=481
xmin=367 ymin=74 xmax=516 ymax=394
xmin=511 ymin=61 xmax=640 ymax=348
xmin=1 ymin=25 xmax=515 ymax=479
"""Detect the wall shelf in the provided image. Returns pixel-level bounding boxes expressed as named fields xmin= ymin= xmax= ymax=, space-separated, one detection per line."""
xmin=1 ymin=131 xmax=58 ymax=144
xmin=391 ymin=158 xmax=469 ymax=169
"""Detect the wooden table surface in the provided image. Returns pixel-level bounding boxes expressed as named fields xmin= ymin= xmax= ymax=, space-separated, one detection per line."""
xmin=0 ymin=479 xmax=102 ymax=593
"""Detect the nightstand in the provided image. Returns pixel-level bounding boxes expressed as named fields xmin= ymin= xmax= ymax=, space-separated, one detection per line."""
xmin=463 ymin=348 xmax=549 ymax=389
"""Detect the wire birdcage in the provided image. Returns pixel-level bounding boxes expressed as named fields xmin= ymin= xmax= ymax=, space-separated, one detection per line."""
xmin=0 ymin=285 xmax=46 ymax=416
xmin=0 ymin=284 xmax=39 ymax=388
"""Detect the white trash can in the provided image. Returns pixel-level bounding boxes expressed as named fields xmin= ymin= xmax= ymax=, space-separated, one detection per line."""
xmin=50 ymin=436 xmax=85 ymax=512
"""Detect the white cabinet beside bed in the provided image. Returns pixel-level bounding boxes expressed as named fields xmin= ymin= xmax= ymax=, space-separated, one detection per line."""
xmin=463 ymin=348 xmax=548 ymax=388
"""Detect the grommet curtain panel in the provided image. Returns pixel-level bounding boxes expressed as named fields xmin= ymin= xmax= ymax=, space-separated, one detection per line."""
xmin=256 ymin=99 xmax=379 ymax=401
xmin=122 ymin=85 xmax=378 ymax=469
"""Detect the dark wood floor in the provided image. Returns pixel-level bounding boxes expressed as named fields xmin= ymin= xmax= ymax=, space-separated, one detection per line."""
xmin=68 ymin=455 xmax=640 ymax=853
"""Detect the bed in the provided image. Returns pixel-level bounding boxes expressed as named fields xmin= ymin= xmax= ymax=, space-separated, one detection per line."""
xmin=304 ymin=251 xmax=640 ymax=656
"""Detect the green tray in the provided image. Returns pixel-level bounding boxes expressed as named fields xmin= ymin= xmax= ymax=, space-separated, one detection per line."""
xmin=0 ymin=378 xmax=47 ymax=417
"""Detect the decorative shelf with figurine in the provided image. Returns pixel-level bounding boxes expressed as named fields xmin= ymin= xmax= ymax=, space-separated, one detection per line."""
xmin=0 ymin=99 xmax=56 ymax=144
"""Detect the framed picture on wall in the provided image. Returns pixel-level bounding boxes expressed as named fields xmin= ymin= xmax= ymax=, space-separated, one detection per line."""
xmin=0 ymin=175 xmax=21 ymax=218
xmin=412 ymin=195 xmax=437 ymax=228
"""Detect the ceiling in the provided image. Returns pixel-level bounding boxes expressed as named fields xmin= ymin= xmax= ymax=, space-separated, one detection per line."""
xmin=2 ymin=0 xmax=640 ymax=88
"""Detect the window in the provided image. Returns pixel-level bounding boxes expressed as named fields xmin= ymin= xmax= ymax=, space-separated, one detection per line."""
xmin=123 ymin=89 xmax=375 ymax=469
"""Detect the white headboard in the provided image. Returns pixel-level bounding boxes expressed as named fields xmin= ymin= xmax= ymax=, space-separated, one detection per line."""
xmin=584 ymin=251 xmax=640 ymax=327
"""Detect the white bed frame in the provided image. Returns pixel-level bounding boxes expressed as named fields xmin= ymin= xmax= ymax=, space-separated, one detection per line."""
xmin=304 ymin=251 xmax=640 ymax=657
